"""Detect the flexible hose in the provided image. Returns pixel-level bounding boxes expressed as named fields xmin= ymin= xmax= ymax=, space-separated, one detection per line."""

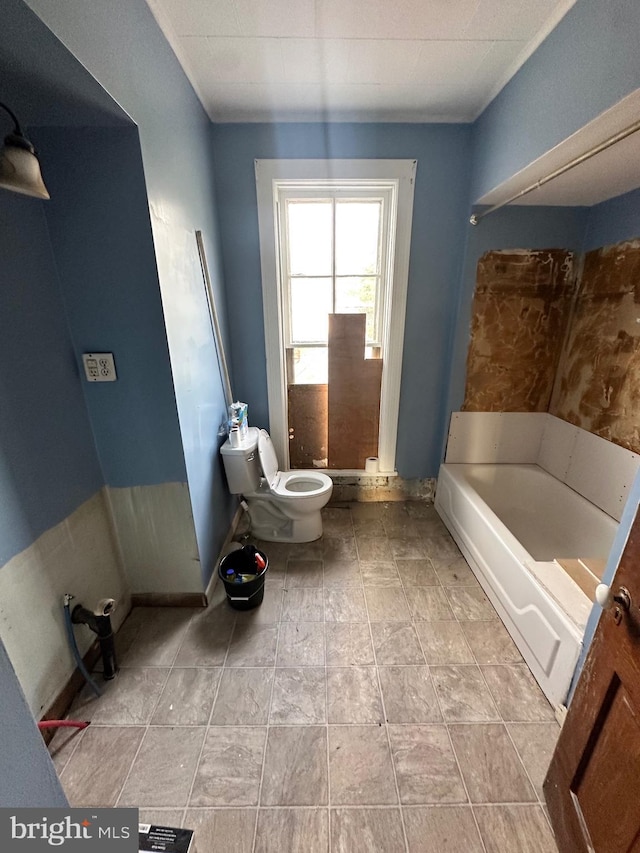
xmin=63 ymin=601 xmax=102 ymax=698
xmin=38 ymin=720 xmax=90 ymax=730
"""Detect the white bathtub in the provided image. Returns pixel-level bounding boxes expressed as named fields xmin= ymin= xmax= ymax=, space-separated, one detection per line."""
xmin=435 ymin=462 xmax=619 ymax=707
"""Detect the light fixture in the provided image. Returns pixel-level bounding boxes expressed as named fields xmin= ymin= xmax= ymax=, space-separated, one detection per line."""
xmin=0 ymin=101 xmax=50 ymax=199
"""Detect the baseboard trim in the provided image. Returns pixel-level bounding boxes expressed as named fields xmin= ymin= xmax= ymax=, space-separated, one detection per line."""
xmin=130 ymin=592 xmax=207 ymax=608
xmin=40 ymin=639 xmax=102 ymax=746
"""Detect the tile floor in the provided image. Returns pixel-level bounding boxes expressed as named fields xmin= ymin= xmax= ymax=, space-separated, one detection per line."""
xmin=50 ymin=501 xmax=560 ymax=852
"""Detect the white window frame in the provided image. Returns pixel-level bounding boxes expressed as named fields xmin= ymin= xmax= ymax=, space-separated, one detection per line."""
xmin=255 ymin=159 xmax=416 ymax=474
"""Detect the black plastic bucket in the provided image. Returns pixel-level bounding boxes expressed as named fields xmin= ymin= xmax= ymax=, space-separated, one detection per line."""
xmin=219 ymin=545 xmax=268 ymax=610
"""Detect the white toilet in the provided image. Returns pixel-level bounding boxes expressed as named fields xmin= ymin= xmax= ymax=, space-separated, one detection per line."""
xmin=220 ymin=427 xmax=333 ymax=543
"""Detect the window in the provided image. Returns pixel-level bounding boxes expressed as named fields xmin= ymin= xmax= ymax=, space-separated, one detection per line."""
xmin=280 ymin=192 xmax=390 ymax=383
xmin=256 ymin=159 xmax=416 ymax=472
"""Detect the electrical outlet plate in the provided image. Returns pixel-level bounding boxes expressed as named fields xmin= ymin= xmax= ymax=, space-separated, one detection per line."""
xmin=82 ymin=352 xmax=117 ymax=382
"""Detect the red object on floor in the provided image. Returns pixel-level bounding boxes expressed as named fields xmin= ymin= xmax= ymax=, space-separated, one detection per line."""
xmin=37 ymin=720 xmax=90 ymax=730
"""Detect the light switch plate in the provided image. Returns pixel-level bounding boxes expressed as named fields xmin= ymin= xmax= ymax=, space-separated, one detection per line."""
xmin=82 ymin=352 xmax=117 ymax=382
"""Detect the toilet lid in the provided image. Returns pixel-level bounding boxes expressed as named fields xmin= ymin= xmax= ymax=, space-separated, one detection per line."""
xmin=258 ymin=429 xmax=279 ymax=487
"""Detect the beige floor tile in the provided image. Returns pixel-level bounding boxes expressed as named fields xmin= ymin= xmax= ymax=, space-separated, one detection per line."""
xmin=327 ymin=667 xmax=383 ymax=724
xmin=404 ymin=501 xmax=434 ymax=519
xmin=322 ymin=536 xmax=358 ymax=562
xmin=139 ymin=809 xmax=185 ymax=828
xmin=323 ymin=560 xmax=363 ymax=587
xmin=277 ymin=621 xmax=325 ymax=666
xmin=322 ymin=506 xmax=354 ymax=535
xmin=210 ymin=668 xmax=273 ymax=725
xmin=60 ymin=725 xmax=144 ymax=807
xmin=189 ymin=726 xmax=266 ymax=806
xmin=433 ymin=558 xmax=480 ymax=587
xmin=261 ymin=726 xmax=328 ymax=805
xmin=351 ymin=517 xmax=386 ymax=536
xmin=71 ymin=667 xmax=170 ymax=724
xmin=389 ymin=725 xmax=466 ymax=804
xmin=431 ymin=665 xmax=501 ymax=722
xmin=270 ymin=667 xmax=326 ymax=724
xmin=445 ymin=587 xmax=497 ymax=620
xmin=151 ymin=667 xmax=221 ymax=726
xmin=325 ymin=622 xmax=375 ymax=666
xmin=324 ymin=588 xmax=368 ymax=622
xmin=449 ymin=724 xmax=537 ymax=804
xmin=121 ymin=608 xmax=195 ymax=667
xmin=360 ymin=560 xmax=402 ymax=586
xmin=370 ymin=623 xmax=426 ymax=665
xmin=413 ymin=516 xmax=450 ymax=538
xmin=378 ymin=666 xmax=442 ymax=723
xmin=174 ymin=608 xmax=235 ymax=667
xmin=383 ymin=516 xmax=422 ymax=538
xmin=474 ymin=804 xmax=559 ymax=853
xmin=285 ymin=559 xmax=324 ymax=588
xmin=481 ymin=664 xmax=555 ymax=721
xmin=461 ymin=620 xmax=523 ymax=664
xmin=422 ymin=534 xmax=461 ymax=562
xmin=330 ymin=808 xmax=405 ymax=852
xmin=403 ymin=805 xmax=484 ymax=853
xmin=396 ymin=559 xmax=440 ymax=586
xmin=415 ymin=621 xmax=475 ymax=664
xmin=507 ymin=723 xmax=560 ymax=798
xmin=389 ymin=537 xmax=427 ymax=559
xmin=356 ymin=535 xmax=393 ymax=562
xmin=255 ymin=808 xmax=329 ymax=853
xmin=186 ymin=809 xmax=256 ymax=853
xmin=281 ymin=588 xmax=324 ymax=622
xmin=329 ymin=725 xmax=398 ymax=805
xmin=364 ymin=587 xmax=411 ymax=621
xmin=119 ymin=726 xmax=205 ymax=807
xmin=48 ymin=725 xmax=86 ymax=774
xmin=288 ymin=541 xmax=323 ymax=560
xmin=225 ymin=623 xmax=278 ymax=667
xmin=405 ymin=586 xmax=455 ymax=621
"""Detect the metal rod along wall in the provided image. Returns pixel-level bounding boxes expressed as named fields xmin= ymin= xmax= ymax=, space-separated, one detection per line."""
xmin=469 ymin=117 xmax=640 ymax=225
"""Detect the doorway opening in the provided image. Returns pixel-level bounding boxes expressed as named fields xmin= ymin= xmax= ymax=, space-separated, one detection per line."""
xmin=256 ymin=159 xmax=416 ymax=473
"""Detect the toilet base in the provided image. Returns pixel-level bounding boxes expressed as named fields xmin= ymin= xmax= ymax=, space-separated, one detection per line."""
xmin=246 ymin=499 xmax=323 ymax=543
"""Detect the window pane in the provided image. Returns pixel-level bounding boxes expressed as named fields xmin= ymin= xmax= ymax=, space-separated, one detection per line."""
xmin=287 ymin=201 xmax=332 ymax=276
xmin=291 ymin=347 xmax=328 ymax=384
xmin=335 ymin=201 xmax=381 ymax=275
xmin=335 ymin=276 xmax=378 ymax=342
xmin=290 ymin=277 xmax=331 ymax=343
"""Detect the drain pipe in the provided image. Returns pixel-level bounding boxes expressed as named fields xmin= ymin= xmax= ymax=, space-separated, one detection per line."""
xmin=63 ymin=595 xmax=102 ymax=698
xmin=70 ymin=596 xmax=118 ymax=681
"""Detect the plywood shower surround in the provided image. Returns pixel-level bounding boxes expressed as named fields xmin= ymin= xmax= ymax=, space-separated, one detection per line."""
xmin=463 ymin=249 xmax=575 ymax=412
xmin=328 ymin=313 xmax=383 ymax=469
xmin=550 ymin=239 xmax=640 ymax=453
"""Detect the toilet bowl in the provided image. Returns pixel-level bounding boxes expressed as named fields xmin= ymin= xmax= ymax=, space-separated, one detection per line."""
xmin=220 ymin=427 xmax=333 ymax=543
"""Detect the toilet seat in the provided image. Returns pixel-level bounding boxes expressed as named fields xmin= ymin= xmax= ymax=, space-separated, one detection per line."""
xmin=257 ymin=429 xmax=332 ymax=501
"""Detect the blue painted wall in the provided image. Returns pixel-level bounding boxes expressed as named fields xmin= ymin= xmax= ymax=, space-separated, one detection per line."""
xmin=37 ymin=126 xmax=187 ymax=487
xmin=25 ymin=0 xmax=235 ymax=582
xmin=211 ymin=122 xmax=472 ymax=479
xmin=0 ymin=639 xmax=67 ymax=806
xmin=471 ymin=0 xmax=640 ymax=201
xmin=583 ymin=185 xmax=640 ymax=250
xmin=0 ymin=193 xmax=104 ymax=566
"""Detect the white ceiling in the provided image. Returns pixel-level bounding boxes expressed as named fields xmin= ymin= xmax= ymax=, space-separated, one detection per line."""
xmin=146 ymin=0 xmax=578 ymax=123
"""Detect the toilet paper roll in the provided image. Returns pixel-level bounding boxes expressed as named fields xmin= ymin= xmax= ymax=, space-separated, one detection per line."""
xmin=365 ymin=456 xmax=379 ymax=474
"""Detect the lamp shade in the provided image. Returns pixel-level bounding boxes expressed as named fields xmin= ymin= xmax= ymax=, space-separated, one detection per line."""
xmin=0 ymin=102 xmax=50 ymax=200
xmin=0 ymin=135 xmax=50 ymax=199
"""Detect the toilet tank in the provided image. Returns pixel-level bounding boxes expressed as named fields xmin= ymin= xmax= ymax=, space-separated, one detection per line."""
xmin=220 ymin=427 xmax=261 ymax=494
